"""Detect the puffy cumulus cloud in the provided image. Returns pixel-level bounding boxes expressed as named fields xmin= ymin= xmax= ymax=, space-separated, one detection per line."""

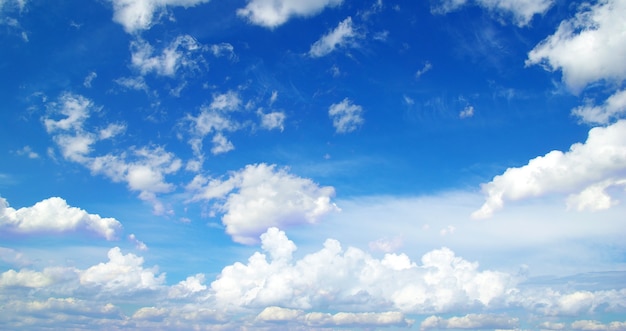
xmin=308 ymin=17 xmax=358 ymax=58
xmin=0 ymin=269 xmax=55 ymax=288
xmin=420 ymin=313 xmax=519 ymax=330
xmin=210 ymin=227 xmax=515 ymax=313
xmin=572 ymin=89 xmax=626 ymax=125
xmin=237 ymin=0 xmax=343 ymax=28
xmin=516 ymin=288 xmax=626 ymax=317
xmin=109 ymin=0 xmax=211 ymax=33
xmin=526 ymin=0 xmax=626 ymax=93
xmin=130 ymin=34 xmax=204 ymax=77
xmin=167 ymin=273 xmax=208 ymax=299
xmin=189 ymin=164 xmax=339 ymax=244
xmin=80 ymin=247 xmax=165 ymax=294
xmin=0 ymin=196 xmax=122 ymax=240
xmin=328 ymin=98 xmax=364 ymax=133
xmin=473 ymin=120 xmax=626 ymax=218
xmin=431 ymin=0 xmax=553 ymax=26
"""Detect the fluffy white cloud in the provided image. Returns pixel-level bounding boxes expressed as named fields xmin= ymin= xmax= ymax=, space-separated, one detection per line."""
xmin=328 ymin=98 xmax=364 ymax=133
xmin=109 ymin=0 xmax=211 ymax=33
xmin=526 ymin=0 xmax=626 ymax=92
xmin=420 ymin=313 xmax=519 ymax=330
xmin=80 ymin=247 xmax=165 ymax=293
xmin=130 ymin=35 xmax=204 ymax=77
xmin=0 ymin=269 xmax=54 ymax=288
xmin=237 ymin=0 xmax=343 ymax=28
xmin=473 ymin=120 xmax=626 ymax=218
xmin=431 ymin=0 xmax=553 ymax=26
xmin=572 ymin=89 xmax=626 ymax=125
xmin=189 ymin=164 xmax=339 ymax=244
xmin=0 ymin=196 xmax=122 ymax=240
xmin=211 ymin=227 xmax=515 ymax=313
xmin=309 ymin=17 xmax=357 ymax=58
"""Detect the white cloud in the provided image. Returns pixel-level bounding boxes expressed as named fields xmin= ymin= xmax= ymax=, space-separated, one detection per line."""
xmin=258 ymin=109 xmax=286 ymax=131
xmin=416 ymin=61 xmax=432 ymax=78
xmin=184 ymin=91 xmax=242 ymax=163
xmin=368 ymin=236 xmax=403 ymax=253
xmin=80 ymin=247 xmax=165 ymax=293
xmin=459 ymin=105 xmax=475 ymax=118
xmin=309 ymin=17 xmax=357 ymax=58
xmin=420 ymin=313 xmax=519 ymax=330
xmin=571 ymin=320 xmax=626 ymax=331
xmin=0 ymin=196 xmax=122 ymax=240
xmin=15 ymin=145 xmax=39 ymax=158
xmin=109 ymin=0 xmax=211 ymax=33
xmin=168 ymin=274 xmax=207 ymax=298
xmin=130 ymin=35 xmax=204 ymax=77
xmin=0 ymin=269 xmax=55 ymax=288
xmin=43 ymin=93 xmax=92 ymax=133
xmin=328 ymin=98 xmax=364 ymax=133
xmin=210 ymin=132 xmax=234 ymax=155
xmin=211 ymin=227 xmax=515 ymax=312
xmin=526 ymin=0 xmax=626 ymax=92
xmin=83 ymin=71 xmax=97 ymax=88
xmin=431 ymin=0 xmax=553 ymax=26
xmin=572 ymin=89 xmax=626 ymax=125
xmin=237 ymin=0 xmax=343 ymax=28
xmin=473 ymin=120 xmax=626 ymax=218
xmin=128 ymin=233 xmax=148 ymax=251
xmin=88 ymin=147 xmax=182 ymax=214
xmin=98 ymin=123 xmax=126 ymax=140
xmin=189 ymin=164 xmax=339 ymax=244
xmin=475 ymin=0 xmax=554 ymax=26
xmin=208 ymin=90 xmax=241 ymax=111
xmin=430 ymin=0 xmax=468 ymax=14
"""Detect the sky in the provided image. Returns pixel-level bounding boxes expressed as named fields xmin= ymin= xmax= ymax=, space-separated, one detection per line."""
xmin=1 ymin=0 xmax=626 ymax=330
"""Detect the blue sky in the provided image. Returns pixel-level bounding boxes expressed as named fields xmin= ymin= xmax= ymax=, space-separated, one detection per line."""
xmin=1 ymin=0 xmax=626 ymax=330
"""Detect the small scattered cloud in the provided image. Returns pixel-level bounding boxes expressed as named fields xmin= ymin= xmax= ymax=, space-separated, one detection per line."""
xmin=459 ymin=105 xmax=474 ymax=118
xmin=83 ymin=71 xmax=97 ymax=88
xmin=415 ymin=61 xmax=432 ymax=78
xmin=15 ymin=145 xmax=39 ymax=159
xmin=309 ymin=17 xmax=359 ymax=58
xmin=130 ymin=35 xmax=204 ymax=77
xmin=328 ymin=98 xmax=364 ymax=133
